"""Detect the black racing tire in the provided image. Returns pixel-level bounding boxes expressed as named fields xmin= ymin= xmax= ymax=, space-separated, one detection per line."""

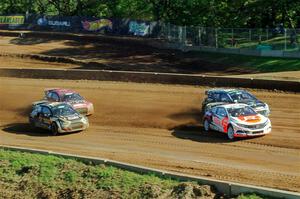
xmin=227 ymin=125 xmax=235 ymax=140
xmin=51 ymin=122 xmax=59 ymax=136
xmin=203 ymin=119 xmax=210 ymax=132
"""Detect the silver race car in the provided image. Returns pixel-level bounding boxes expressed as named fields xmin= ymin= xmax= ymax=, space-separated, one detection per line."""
xmin=203 ymin=103 xmax=271 ymax=140
xmin=29 ymin=102 xmax=89 ymax=135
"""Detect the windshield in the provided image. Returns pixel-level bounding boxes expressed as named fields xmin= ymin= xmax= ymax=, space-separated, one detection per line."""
xmin=227 ymin=106 xmax=257 ymax=117
xmin=52 ymin=104 xmax=77 ymax=116
xmin=63 ymin=93 xmax=83 ymax=102
xmin=229 ymin=91 xmax=256 ymax=101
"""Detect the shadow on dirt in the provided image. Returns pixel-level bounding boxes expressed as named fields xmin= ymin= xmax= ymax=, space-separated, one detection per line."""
xmin=171 ymin=124 xmax=231 ymax=143
xmin=2 ymin=123 xmax=79 ymax=137
xmin=9 ymin=37 xmax=56 ymax=45
xmin=2 ymin=123 xmax=50 ymax=136
xmin=171 ymin=124 xmax=259 ymax=143
xmin=168 ymin=108 xmax=231 ymax=143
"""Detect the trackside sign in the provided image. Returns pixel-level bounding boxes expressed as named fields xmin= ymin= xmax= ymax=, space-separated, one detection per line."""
xmin=0 ymin=16 xmax=24 ymax=24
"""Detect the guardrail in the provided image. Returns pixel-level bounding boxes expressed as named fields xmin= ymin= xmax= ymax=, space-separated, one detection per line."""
xmin=0 ymin=68 xmax=299 ymax=92
xmin=1 ymin=145 xmax=299 ymax=198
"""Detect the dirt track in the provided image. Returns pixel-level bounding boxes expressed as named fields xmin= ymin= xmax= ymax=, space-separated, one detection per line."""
xmin=0 ymin=77 xmax=299 ymax=192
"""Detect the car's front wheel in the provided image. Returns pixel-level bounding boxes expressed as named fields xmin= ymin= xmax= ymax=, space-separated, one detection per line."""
xmin=227 ymin=125 xmax=235 ymax=140
xmin=203 ymin=119 xmax=210 ymax=132
xmin=51 ymin=123 xmax=59 ymax=136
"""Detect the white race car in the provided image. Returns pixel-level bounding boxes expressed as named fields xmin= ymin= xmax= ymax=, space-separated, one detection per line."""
xmin=203 ymin=103 xmax=271 ymax=140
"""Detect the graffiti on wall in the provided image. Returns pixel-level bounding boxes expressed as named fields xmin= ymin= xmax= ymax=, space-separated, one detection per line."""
xmin=81 ymin=19 xmax=112 ymax=31
xmin=0 ymin=16 xmax=24 ymax=24
xmin=129 ymin=21 xmax=149 ymax=36
xmin=37 ymin=17 xmax=71 ymax=27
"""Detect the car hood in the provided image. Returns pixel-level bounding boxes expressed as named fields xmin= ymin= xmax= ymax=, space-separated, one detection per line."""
xmin=231 ymin=114 xmax=267 ymax=125
xmin=58 ymin=114 xmax=81 ymax=121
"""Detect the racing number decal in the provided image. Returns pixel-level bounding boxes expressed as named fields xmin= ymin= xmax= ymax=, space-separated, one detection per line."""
xmin=221 ymin=117 xmax=229 ymax=132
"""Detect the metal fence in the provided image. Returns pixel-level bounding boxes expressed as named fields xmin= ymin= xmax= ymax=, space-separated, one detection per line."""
xmin=1 ymin=15 xmax=300 ymax=52
xmin=158 ymin=23 xmax=300 ymax=51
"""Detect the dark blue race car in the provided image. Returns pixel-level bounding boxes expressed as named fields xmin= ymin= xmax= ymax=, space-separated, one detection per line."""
xmin=202 ymin=89 xmax=270 ymax=116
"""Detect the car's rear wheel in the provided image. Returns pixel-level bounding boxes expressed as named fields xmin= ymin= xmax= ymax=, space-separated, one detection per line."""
xmin=51 ymin=123 xmax=59 ymax=136
xmin=203 ymin=119 xmax=210 ymax=132
xmin=227 ymin=125 xmax=235 ymax=140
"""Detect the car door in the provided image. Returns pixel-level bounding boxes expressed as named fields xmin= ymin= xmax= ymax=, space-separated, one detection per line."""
xmin=212 ymin=107 xmax=228 ymax=132
xmin=40 ymin=106 xmax=52 ymax=129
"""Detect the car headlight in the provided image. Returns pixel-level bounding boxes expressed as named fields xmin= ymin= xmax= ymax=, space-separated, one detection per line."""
xmin=81 ymin=116 xmax=88 ymax=123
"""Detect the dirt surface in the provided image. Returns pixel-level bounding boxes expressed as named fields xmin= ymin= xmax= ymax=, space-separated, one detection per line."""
xmin=0 ymin=36 xmax=254 ymax=75
xmin=227 ymin=71 xmax=300 ymax=81
xmin=1 ymin=35 xmax=300 ymax=81
xmin=0 ymin=77 xmax=299 ymax=192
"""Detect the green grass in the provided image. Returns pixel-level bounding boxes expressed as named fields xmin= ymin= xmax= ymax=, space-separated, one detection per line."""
xmin=0 ymin=149 xmax=280 ymax=198
xmin=188 ymin=50 xmax=300 ymax=73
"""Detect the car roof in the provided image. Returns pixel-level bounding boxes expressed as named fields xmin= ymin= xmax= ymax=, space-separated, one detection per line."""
xmin=206 ymin=88 xmax=245 ymax=94
xmin=46 ymin=88 xmax=77 ymax=97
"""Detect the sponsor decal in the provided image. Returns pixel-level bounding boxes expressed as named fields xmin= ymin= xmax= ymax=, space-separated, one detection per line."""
xmin=81 ymin=19 xmax=112 ymax=31
xmin=37 ymin=17 xmax=71 ymax=27
xmin=221 ymin=117 xmax=229 ymax=132
xmin=238 ymin=115 xmax=261 ymax=123
xmin=0 ymin=16 xmax=24 ymax=25
xmin=129 ymin=21 xmax=149 ymax=36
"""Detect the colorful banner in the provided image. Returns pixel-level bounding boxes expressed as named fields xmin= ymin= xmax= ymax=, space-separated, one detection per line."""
xmin=129 ymin=21 xmax=149 ymax=36
xmin=81 ymin=19 xmax=112 ymax=31
xmin=0 ymin=16 xmax=24 ymax=25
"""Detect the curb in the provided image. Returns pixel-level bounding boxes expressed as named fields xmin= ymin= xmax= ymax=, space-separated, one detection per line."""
xmin=0 ymin=68 xmax=299 ymax=92
xmin=1 ymin=145 xmax=299 ymax=198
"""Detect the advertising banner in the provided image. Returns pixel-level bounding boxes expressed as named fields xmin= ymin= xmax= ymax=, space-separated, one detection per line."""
xmin=81 ymin=19 xmax=113 ymax=32
xmin=129 ymin=21 xmax=150 ymax=36
xmin=0 ymin=16 xmax=24 ymax=24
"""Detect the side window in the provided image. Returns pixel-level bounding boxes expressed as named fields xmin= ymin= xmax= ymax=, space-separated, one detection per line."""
xmin=46 ymin=92 xmax=52 ymax=100
xmin=216 ymin=108 xmax=227 ymax=117
xmin=211 ymin=107 xmax=217 ymax=114
xmin=51 ymin=93 xmax=59 ymax=101
xmin=41 ymin=107 xmax=51 ymax=116
xmin=212 ymin=93 xmax=220 ymax=101
xmin=47 ymin=92 xmax=59 ymax=101
xmin=220 ymin=94 xmax=231 ymax=102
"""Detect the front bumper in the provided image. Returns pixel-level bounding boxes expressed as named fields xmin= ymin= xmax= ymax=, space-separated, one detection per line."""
xmin=57 ymin=122 xmax=89 ymax=133
xmin=232 ymin=123 xmax=272 ymax=138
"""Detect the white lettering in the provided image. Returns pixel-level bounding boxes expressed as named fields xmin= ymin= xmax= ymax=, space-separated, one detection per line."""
xmin=48 ymin=20 xmax=71 ymax=27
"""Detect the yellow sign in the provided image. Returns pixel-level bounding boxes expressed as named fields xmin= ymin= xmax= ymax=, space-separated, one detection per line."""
xmin=0 ymin=16 xmax=24 ymax=25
